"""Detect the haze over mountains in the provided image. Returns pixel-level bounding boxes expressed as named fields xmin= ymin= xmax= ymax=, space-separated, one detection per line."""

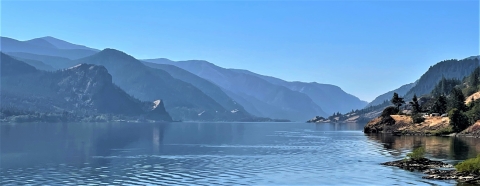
xmin=1 ymin=36 xmax=370 ymax=121
xmin=368 ymin=57 xmax=480 ymax=109
xmin=320 ymin=56 xmax=480 ymax=123
xmin=1 ymin=53 xmax=172 ymax=121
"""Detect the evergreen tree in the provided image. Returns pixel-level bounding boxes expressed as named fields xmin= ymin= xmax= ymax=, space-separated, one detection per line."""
xmin=470 ymin=67 xmax=480 ymax=88
xmin=466 ymin=67 xmax=480 ymax=96
xmin=448 ymin=88 xmax=467 ymax=112
xmin=449 ymin=108 xmax=470 ymax=132
xmin=409 ymin=94 xmax=421 ymax=114
xmin=391 ymin=92 xmax=405 ymax=111
xmin=431 ymin=95 xmax=447 ymax=114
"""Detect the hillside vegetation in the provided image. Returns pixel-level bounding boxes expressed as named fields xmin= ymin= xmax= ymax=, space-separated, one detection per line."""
xmin=312 ymin=57 xmax=480 ymax=123
xmin=364 ymin=66 xmax=480 ymax=136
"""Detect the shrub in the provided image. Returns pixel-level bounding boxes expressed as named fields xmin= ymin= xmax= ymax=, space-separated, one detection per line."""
xmin=431 ymin=126 xmax=453 ymax=136
xmin=382 ymin=106 xmax=399 ymax=117
xmin=406 ymin=147 xmax=425 ymax=160
xmin=455 ymin=155 xmax=480 ymax=174
xmin=412 ymin=113 xmax=425 ymax=124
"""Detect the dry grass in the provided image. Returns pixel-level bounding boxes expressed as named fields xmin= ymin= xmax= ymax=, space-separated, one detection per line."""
xmin=391 ymin=115 xmax=412 ymax=123
xmin=345 ymin=115 xmax=359 ymax=122
xmin=462 ymin=120 xmax=480 ymax=133
xmin=466 ymin=91 xmax=480 ymax=104
xmin=391 ymin=115 xmax=450 ymax=134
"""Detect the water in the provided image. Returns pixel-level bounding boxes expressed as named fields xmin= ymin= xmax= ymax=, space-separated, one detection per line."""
xmin=1 ymin=122 xmax=479 ymax=185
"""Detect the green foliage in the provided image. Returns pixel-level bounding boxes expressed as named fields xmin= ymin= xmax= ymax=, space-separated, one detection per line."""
xmin=409 ymin=94 xmax=421 ymax=114
xmin=404 ymin=58 xmax=479 ymax=100
xmin=382 ymin=106 xmax=399 ymax=117
xmin=455 ymin=155 xmax=480 ymax=174
xmin=327 ymin=112 xmax=347 ymax=121
xmin=431 ymin=95 xmax=448 ymax=114
xmin=431 ymin=126 xmax=453 ymax=136
xmin=412 ymin=113 xmax=425 ymax=124
xmin=466 ymin=99 xmax=480 ymax=124
xmin=406 ymin=147 xmax=426 ymax=160
xmin=469 ymin=67 xmax=480 ymax=89
xmin=391 ymin=92 xmax=405 ymax=111
xmin=449 ymin=108 xmax=470 ymax=132
xmin=431 ymin=77 xmax=461 ymax=97
xmin=448 ymin=88 xmax=467 ymax=112
xmin=464 ymin=67 xmax=480 ymax=97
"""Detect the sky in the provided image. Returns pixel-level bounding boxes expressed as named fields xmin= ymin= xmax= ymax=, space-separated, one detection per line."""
xmin=1 ymin=0 xmax=479 ymax=102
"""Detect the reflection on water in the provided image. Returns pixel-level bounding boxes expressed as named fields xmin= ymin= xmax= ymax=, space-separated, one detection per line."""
xmin=366 ymin=134 xmax=480 ymax=164
xmin=1 ymin=122 xmax=478 ymax=185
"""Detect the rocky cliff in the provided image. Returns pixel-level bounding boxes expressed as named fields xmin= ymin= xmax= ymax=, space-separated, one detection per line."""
xmin=1 ymin=53 xmax=172 ymax=121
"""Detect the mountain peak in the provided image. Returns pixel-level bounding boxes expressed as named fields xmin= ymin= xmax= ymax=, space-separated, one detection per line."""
xmin=94 ymin=48 xmax=138 ymax=61
xmin=37 ymin=36 xmax=99 ymax=51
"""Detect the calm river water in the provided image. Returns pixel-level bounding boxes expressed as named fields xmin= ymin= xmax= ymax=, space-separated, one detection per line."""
xmin=1 ymin=122 xmax=479 ymax=185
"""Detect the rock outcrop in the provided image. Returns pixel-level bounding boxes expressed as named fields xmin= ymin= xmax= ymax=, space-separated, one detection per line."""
xmin=382 ymin=158 xmax=452 ymax=171
xmin=382 ymin=158 xmax=480 ymax=184
xmin=145 ymin=100 xmax=172 ymax=121
xmin=1 ymin=54 xmax=172 ymax=121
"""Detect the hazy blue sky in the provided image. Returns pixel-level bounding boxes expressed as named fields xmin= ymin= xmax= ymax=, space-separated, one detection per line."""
xmin=2 ymin=1 xmax=479 ymax=101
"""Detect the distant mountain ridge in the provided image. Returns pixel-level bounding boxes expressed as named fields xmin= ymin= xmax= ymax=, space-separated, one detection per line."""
xmin=145 ymin=59 xmax=329 ymax=121
xmin=143 ymin=61 xmax=249 ymax=115
xmin=230 ymin=69 xmax=368 ymax=114
xmin=75 ymin=49 xmax=253 ymax=121
xmin=0 ymin=53 xmax=172 ymax=121
xmin=366 ymin=82 xmax=416 ymax=108
xmin=312 ymin=56 xmax=480 ymax=123
xmin=0 ymin=36 xmax=97 ymax=59
xmin=1 ymin=36 xmax=369 ymax=121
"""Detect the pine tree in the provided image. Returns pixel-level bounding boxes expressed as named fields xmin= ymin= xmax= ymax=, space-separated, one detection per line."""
xmin=470 ymin=67 xmax=480 ymax=90
xmin=409 ymin=94 xmax=420 ymax=114
xmin=448 ymin=88 xmax=467 ymax=112
xmin=449 ymin=108 xmax=470 ymax=132
xmin=431 ymin=95 xmax=447 ymax=114
xmin=391 ymin=92 xmax=405 ymax=112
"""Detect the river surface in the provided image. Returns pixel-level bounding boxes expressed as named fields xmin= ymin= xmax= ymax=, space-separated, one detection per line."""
xmin=1 ymin=122 xmax=480 ymax=185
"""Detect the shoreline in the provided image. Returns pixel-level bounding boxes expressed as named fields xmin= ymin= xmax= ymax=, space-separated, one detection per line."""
xmin=382 ymin=158 xmax=480 ymax=184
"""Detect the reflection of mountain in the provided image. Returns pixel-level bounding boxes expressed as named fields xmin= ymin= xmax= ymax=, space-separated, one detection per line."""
xmin=365 ymin=134 xmax=480 ymax=160
xmin=0 ymin=122 xmax=170 ymax=169
xmin=0 ymin=122 xmax=252 ymax=169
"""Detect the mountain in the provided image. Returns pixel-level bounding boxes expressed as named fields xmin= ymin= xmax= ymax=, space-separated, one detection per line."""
xmin=231 ymin=69 xmax=368 ymax=114
xmin=145 ymin=59 xmax=327 ymax=121
xmin=75 ymin=49 xmax=251 ymax=121
xmin=0 ymin=53 xmax=172 ymax=121
xmin=366 ymin=58 xmax=479 ymax=108
xmin=466 ymin=55 xmax=480 ymax=60
xmin=7 ymin=55 xmax=55 ymax=71
xmin=366 ymin=82 xmax=416 ymax=107
xmin=35 ymin=36 xmax=99 ymax=51
xmin=6 ymin=52 xmax=77 ymax=69
xmin=311 ymin=56 xmax=480 ymax=123
xmin=0 ymin=36 xmax=97 ymax=59
xmin=404 ymin=58 xmax=480 ymax=100
xmin=143 ymin=61 xmax=249 ymax=115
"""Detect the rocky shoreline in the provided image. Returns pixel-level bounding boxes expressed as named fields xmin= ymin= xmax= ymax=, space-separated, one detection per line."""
xmin=381 ymin=158 xmax=452 ymax=171
xmin=363 ymin=114 xmax=480 ymax=137
xmin=382 ymin=158 xmax=480 ymax=184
